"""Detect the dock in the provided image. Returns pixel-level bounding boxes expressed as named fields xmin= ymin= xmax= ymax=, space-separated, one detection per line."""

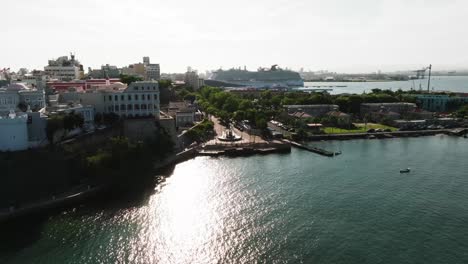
xmin=286 ymin=140 xmax=339 ymax=157
xmin=306 ymin=129 xmax=468 ymax=141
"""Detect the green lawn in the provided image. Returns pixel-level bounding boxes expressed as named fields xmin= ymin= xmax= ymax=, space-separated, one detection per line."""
xmin=323 ymin=123 xmax=397 ymax=134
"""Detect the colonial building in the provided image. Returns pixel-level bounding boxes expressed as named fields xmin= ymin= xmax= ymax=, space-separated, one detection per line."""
xmin=167 ymin=101 xmax=196 ymax=128
xmin=0 ymin=83 xmax=45 ymax=114
xmin=47 ymin=103 xmax=95 ymax=128
xmin=62 ymin=81 xmax=160 ymax=119
xmin=0 ymin=111 xmax=29 ymax=151
xmin=0 ymin=110 xmax=48 ymax=151
xmin=284 ymin=104 xmax=339 ymax=117
xmin=47 ymin=78 xmax=121 ymax=92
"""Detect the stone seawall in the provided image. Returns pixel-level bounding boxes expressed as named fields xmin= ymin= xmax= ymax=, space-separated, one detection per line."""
xmin=307 ymin=129 xmax=458 ymax=141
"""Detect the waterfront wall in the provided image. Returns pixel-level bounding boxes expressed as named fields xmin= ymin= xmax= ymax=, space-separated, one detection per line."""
xmin=307 ymin=129 xmax=452 ymax=141
xmin=0 ymin=114 xmax=28 ymax=151
xmin=123 ymin=118 xmax=158 ymax=142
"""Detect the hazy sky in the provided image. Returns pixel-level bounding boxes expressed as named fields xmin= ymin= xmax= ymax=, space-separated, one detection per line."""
xmin=2 ymin=0 xmax=468 ymax=73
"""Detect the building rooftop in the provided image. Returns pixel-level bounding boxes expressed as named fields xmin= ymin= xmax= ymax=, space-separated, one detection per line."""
xmin=284 ymin=104 xmax=338 ymax=108
xmin=361 ymin=102 xmax=416 ymax=106
xmin=326 ymin=111 xmax=349 ymax=117
xmin=289 ymin=111 xmax=312 ymax=118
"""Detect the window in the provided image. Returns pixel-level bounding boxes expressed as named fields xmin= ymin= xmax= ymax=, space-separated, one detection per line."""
xmin=153 ymin=94 xmax=158 ymax=100
xmin=128 ymin=95 xmax=132 ymax=101
xmin=109 ymin=95 xmax=112 ymax=101
xmin=147 ymin=94 xmax=150 ymax=100
xmin=148 ymin=104 xmax=152 ymax=109
xmin=115 ymin=105 xmax=119 ymax=111
xmin=115 ymin=95 xmax=118 ymax=101
xmin=134 ymin=86 xmax=139 ymax=90
xmin=134 ymin=94 xmax=138 ymax=100
xmin=127 ymin=104 xmax=133 ymax=110
xmin=121 ymin=95 xmax=124 ymax=101
xmin=141 ymin=104 xmax=147 ymax=110
xmin=121 ymin=104 xmax=126 ymax=110
xmin=141 ymin=95 xmax=145 ymax=101
xmin=135 ymin=104 xmax=140 ymax=110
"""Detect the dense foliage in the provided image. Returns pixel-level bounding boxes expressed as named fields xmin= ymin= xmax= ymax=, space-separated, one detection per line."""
xmin=195 ymin=87 xmax=419 ymax=132
xmin=158 ymin=79 xmax=175 ymax=105
xmin=46 ymin=112 xmax=85 ymax=144
xmin=86 ymin=128 xmax=175 ymax=185
xmin=94 ymin=112 xmax=120 ymax=127
xmin=1 ymin=127 xmax=175 ymax=207
xmin=120 ymin=74 xmax=143 ymax=85
xmin=455 ymin=105 xmax=468 ymax=118
xmin=184 ymin=119 xmax=214 ymax=142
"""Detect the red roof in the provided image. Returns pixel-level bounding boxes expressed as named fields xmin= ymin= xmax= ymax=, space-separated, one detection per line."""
xmin=47 ymin=79 xmax=121 ymax=91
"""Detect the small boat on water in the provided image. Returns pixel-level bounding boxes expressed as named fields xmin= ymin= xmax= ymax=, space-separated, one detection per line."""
xmin=400 ymin=168 xmax=411 ymax=173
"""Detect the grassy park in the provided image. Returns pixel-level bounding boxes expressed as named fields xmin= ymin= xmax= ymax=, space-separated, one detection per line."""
xmin=323 ymin=123 xmax=397 ymax=134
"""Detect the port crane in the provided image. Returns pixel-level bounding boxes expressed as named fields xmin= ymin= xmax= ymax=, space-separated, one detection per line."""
xmin=410 ymin=65 xmax=433 ymax=91
xmin=412 ymin=65 xmax=431 ymax=79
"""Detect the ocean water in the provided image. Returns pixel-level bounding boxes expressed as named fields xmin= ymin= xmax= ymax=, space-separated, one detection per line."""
xmin=305 ymin=76 xmax=468 ymax=94
xmin=1 ymin=135 xmax=468 ymax=264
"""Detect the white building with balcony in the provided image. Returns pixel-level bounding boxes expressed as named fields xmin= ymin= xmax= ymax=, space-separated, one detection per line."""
xmin=73 ymin=81 xmax=160 ymax=118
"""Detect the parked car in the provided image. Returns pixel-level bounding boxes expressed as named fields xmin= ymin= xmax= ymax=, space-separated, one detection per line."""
xmin=367 ymin=128 xmax=375 ymax=133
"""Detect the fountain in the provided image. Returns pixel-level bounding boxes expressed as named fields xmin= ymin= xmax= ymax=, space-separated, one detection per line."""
xmin=218 ymin=126 xmax=242 ymax=142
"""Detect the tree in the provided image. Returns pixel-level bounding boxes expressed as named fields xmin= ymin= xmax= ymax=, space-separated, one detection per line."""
xmin=222 ymin=96 xmax=239 ymax=112
xmin=271 ymin=95 xmax=282 ymax=109
xmin=17 ymin=102 xmax=28 ymax=112
xmin=239 ymin=100 xmax=254 ymax=111
xmin=295 ymin=128 xmax=308 ymax=141
xmin=255 ymin=117 xmax=267 ymax=130
xmin=46 ymin=116 xmax=64 ymax=145
xmin=158 ymin=80 xmax=173 ymax=105
xmin=94 ymin=113 xmax=103 ymax=126
xmin=120 ymin=74 xmax=143 ymax=85
xmin=103 ymin=113 xmax=120 ymax=126
xmin=455 ymin=105 xmax=468 ymax=118
xmin=184 ymin=93 xmax=197 ymax=103
xmin=218 ymin=110 xmax=231 ymax=125
xmin=63 ymin=112 xmax=84 ymax=131
xmin=233 ymin=110 xmax=246 ymax=121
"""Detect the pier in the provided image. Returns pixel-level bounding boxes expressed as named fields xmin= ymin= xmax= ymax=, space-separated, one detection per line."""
xmin=307 ymin=129 xmax=467 ymax=141
xmin=285 ymin=140 xmax=339 ymax=157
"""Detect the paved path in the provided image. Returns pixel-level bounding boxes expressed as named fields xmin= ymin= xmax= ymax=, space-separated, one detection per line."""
xmin=207 ymin=116 xmax=265 ymax=146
